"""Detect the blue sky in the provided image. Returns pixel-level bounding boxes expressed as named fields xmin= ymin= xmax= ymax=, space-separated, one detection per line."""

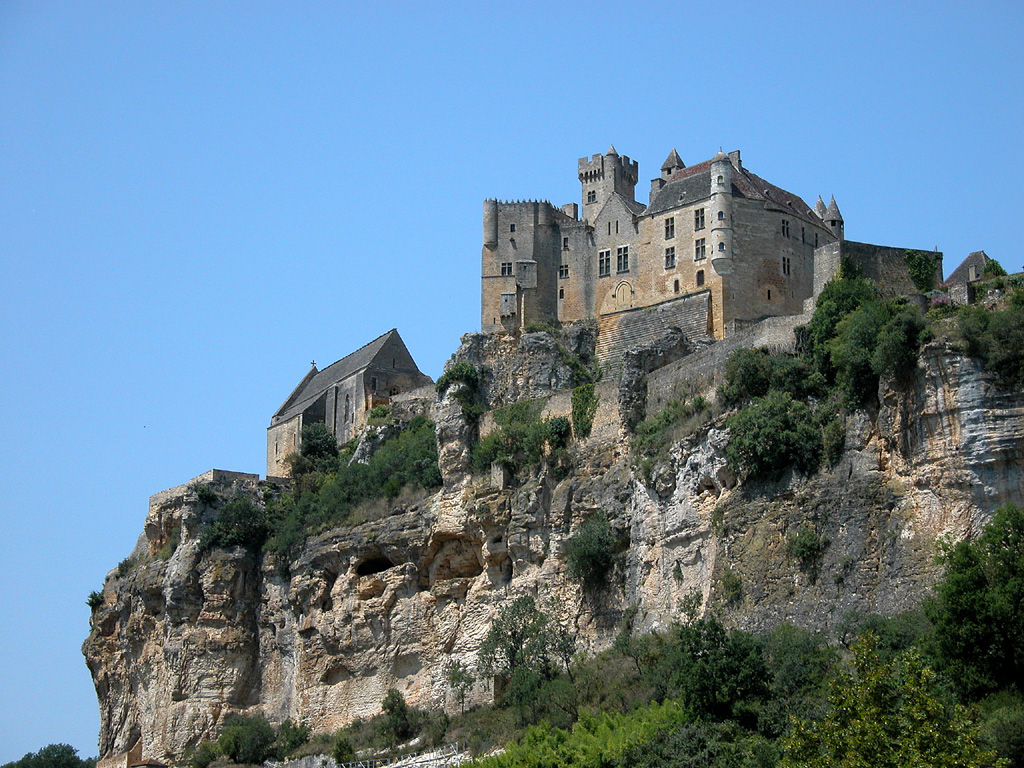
xmin=1 ymin=0 xmax=1021 ymax=761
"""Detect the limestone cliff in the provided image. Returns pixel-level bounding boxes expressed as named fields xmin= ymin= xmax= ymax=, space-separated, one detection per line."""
xmin=83 ymin=333 xmax=1024 ymax=765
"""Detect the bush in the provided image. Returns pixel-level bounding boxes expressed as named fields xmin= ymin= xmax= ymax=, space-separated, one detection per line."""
xmin=187 ymin=742 xmax=219 ymax=768
xmin=822 ymin=417 xmax=845 ymax=466
xmin=983 ymin=258 xmax=1008 ymax=277
xmin=331 ymin=735 xmax=355 ymax=764
xmin=273 ymin=719 xmax=309 ymax=757
xmin=902 ymin=248 xmax=942 ymax=291
xmin=217 ymin=714 xmax=277 ymax=765
xmin=926 ymin=503 xmax=1024 ymax=699
xmin=726 ymin=392 xmax=821 ymax=479
xmin=565 ymin=512 xmax=617 ymax=590
xmin=86 ymin=590 xmax=103 ymax=610
xmin=959 ymin=305 xmax=1024 ymax=389
xmin=828 ymin=300 xmax=890 ymax=405
xmin=803 ymin=277 xmax=877 ymax=376
xmin=571 ymin=384 xmax=599 ymax=439
xmin=436 ymin=361 xmax=484 ymax=424
xmin=381 ymin=688 xmax=415 ymax=744
xmin=115 ymin=556 xmax=135 ymax=578
xmin=201 ymin=495 xmax=269 ymax=551
xmin=786 ymin=523 xmax=829 ymax=573
xmin=189 ymin=481 xmax=218 ymax=505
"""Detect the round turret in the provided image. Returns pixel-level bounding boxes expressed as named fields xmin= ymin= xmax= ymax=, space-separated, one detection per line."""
xmin=483 ymin=199 xmax=498 ymax=248
xmin=710 ymin=150 xmax=734 ymax=274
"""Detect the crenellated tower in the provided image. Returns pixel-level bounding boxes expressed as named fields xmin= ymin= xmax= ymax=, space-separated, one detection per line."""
xmin=578 ymin=145 xmax=638 ymax=219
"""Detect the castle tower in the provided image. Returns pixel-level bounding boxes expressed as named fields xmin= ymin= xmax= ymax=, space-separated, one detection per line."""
xmin=824 ymin=196 xmax=844 ymax=241
xmin=578 ymin=145 xmax=639 ymax=219
xmin=709 ymin=150 xmax=734 ymax=274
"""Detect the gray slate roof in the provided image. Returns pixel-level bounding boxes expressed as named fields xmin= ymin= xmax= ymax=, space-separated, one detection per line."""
xmin=646 ymin=155 xmax=821 ymax=226
xmin=272 ymin=329 xmax=399 ymax=422
xmin=947 ymin=251 xmax=990 ymax=285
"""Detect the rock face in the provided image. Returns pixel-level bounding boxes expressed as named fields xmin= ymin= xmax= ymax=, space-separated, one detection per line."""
xmin=84 ymin=336 xmax=1024 ymax=765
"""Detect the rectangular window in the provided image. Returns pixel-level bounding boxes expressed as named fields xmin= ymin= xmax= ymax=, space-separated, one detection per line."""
xmin=694 ymin=208 xmax=705 ymax=230
xmin=500 ymin=262 xmax=513 ymax=276
xmin=782 ymin=256 xmax=791 ymax=276
xmin=558 ymin=288 xmax=564 ymax=299
xmin=665 ymin=217 xmax=675 ymax=239
xmin=587 ymin=190 xmax=596 ymax=203
xmin=616 ymin=246 xmax=629 ymax=273
xmin=558 ymin=264 xmax=569 ymax=279
xmin=694 ymin=238 xmax=706 ymax=261
xmin=782 ymin=219 xmax=790 ymax=238
xmin=509 ymin=223 xmax=516 ymax=233
xmin=562 ymin=237 xmax=569 ymax=249
xmin=801 ymin=226 xmax=805 ymax=244
xmin=664 ymin=246 xmax=676 ymax=269
xmin=696 ymin=269 xmax=705 ymax=287
xmin=815 ymin=232 xmax=819 ymax=247
xmin=598 ymin=250 xmax=611 ymax=277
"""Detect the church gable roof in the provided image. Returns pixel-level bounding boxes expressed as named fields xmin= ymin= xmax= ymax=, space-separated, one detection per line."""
xmin=271 ymin=329 xmax=401 ymax=422
xmin=947 ymin=251 xmax=990 ymax=285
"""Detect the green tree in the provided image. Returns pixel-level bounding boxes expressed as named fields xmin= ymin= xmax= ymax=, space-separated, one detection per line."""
xmin=216 ymin=714 xmax=277 ymax=765
xmin=565 ymin=511 xmax=617 ymax=590
xmin=926 ymin=503 xmax=1024 ymax=699
xmin=725 ymin=391 xmax=821 ymax=479
xmin=1 ymin=745 xmax=95 ymax=768
xmin=782 ymin=635 xmax=1004 ymax=767
xmin=446 ymin=659 xmax=475 ymax=714
xmin=381 ymin=688 xmax=415 ymax=744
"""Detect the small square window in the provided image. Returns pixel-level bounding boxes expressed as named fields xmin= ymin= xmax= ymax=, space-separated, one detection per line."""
xmin=717 ymin=210 xmax=724 ymax=220
xmin=510 ymin=223 xmax=516 ymax=233
xmin=665 ymin=217 xmax=675 ymax=239
xmin=718 ymin=242 xmax=725 ymax=252
xmin=665 ymin=246 xmax=676 ymax=269
xmin=558 ymin=264 xmax=569 ymax=279
xmin=562 ymin=237 xmax=569 ymax=249
xmin=598 ymin=250 xmax=610 ymax=277
xmin=694 ymin=209 xmax=705 ymax=231
xmin=500 ymin=262 xmax=513 ymax=276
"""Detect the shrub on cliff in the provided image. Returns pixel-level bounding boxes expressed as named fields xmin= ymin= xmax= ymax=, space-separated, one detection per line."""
xmin=958 ymin=305 xmax=1024 ymax=390
xmin=725 ymin=391 xmax=821 ymax=479
xmin=200 ymin=495 xmax=269 ymax=551
xmin=565 ymin=511 xmax=618 ymax=590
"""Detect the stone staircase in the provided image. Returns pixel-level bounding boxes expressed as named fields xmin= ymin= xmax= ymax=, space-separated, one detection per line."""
xmin=595 ymin=291 xmax=711 ymax=370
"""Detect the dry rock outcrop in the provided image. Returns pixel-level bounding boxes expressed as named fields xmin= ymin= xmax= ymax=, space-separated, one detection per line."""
xmin=84 ymin=334 xmax=1024 ymax=765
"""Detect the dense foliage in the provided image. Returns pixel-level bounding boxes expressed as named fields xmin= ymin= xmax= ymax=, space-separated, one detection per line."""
xmin=471 ymin=399 xmax=570 ymax=476
xmin=926 ymin=503 xmax=1024 ymax=699
xmin=197 ymin=416 xmax=442 ymax=558
xmin=1 ymin=745 xmax=95 ymax=768
xmin=564 ymin=512 xmax=618 ymax=590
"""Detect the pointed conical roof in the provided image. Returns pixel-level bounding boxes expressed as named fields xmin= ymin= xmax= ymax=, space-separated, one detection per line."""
xmin=606 ymin=144 xmax=619 ymax=156
xmin=825 ymin=195 xmax=843 ymax=221
xmin=661 ymin=148 xmax=684 ymax=171
xmin=814 ymin=196 xmax=827 ymax=218
xmin=712 ymin=147 xmax=729 ymax=163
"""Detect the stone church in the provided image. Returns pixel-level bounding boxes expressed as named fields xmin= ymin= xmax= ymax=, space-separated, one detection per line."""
xmin=266 ymin=329 xmax=432 ymax=477
xmin=481 ymin=146 xmax=846 ymax=351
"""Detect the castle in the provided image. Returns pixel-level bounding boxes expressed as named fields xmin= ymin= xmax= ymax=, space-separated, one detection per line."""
xmin=481 ymin=147 xmax=848 ymax=347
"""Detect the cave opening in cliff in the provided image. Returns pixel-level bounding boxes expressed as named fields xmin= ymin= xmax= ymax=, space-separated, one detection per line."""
xmin=356 ymin=555 xmax=396 ymax=576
